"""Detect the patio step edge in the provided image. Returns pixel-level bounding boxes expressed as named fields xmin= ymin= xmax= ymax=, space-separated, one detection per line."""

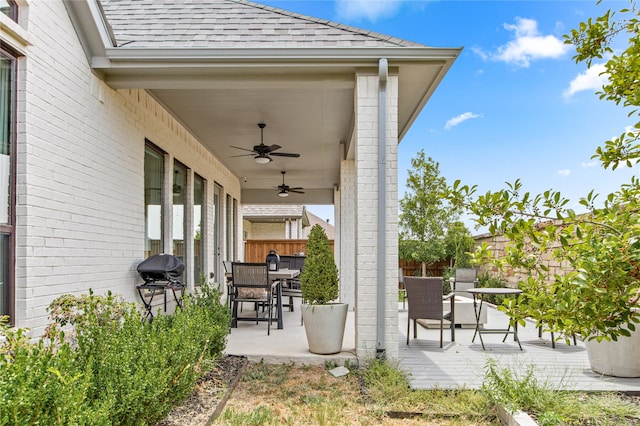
xmin=497 ymin=405 xmax=539 ymax=426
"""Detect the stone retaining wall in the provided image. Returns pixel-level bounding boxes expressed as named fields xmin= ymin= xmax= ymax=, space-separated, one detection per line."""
xmin=473 ymin=232 xmax=573 ymax=288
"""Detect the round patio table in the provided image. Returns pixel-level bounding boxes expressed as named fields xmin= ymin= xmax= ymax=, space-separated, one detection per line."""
xmin=467 ymin=288 xmax=523 ymax=351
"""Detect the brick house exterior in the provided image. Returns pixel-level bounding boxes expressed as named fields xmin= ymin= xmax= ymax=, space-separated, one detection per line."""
xmin=1 ymin=0 xmax=460 ymax=359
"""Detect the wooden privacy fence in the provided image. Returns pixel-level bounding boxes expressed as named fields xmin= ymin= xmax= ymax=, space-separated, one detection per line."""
xmin=245 ymin=239 xmax=449 ymax=278
xmin=244 ymin=239 xmax=334 ymax=262
xmin=399 ymin=259 xmax=450 ymax=278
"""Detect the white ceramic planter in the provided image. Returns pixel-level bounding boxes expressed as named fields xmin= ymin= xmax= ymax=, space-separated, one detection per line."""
xmin=585 ymin=327 xmax=640 ymax=378
xmin=301 ymin=303 xmax=348 ymax=355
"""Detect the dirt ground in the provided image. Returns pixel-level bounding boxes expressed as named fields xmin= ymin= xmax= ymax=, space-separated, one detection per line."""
xmin=156 ymin=355 xmax=248 ymax=426
xmin=158 ymin=356 xmax=640 ymax=426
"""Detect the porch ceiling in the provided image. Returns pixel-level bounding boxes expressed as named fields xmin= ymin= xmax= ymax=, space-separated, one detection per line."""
xmin=99 ymin=59 xmax=452 ymax=205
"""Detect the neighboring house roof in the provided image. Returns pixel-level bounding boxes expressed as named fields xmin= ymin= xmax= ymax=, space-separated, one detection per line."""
xmin=99 ymin=0 xmax=425 ymax=49
xmin=243 ymin=204 xmax=306 ymax=221
xmin=304 ymin=210 xmax=335 ymax=240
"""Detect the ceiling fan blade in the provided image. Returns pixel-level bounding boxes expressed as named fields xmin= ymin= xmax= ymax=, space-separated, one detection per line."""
xmin=289 ymin=187 xmax=304 ymax=191
xmin=289 ymin=189 xmax=305 ymax=194
xmin=270 ymin=152 xmax=301 ymax=158
xmin=230 ymin=153 xmax=255 ymax=158
xmin=230 ymin=145 xmax=256 ymax=153
xmin=267 ymin=144 xmax=282 ymax=152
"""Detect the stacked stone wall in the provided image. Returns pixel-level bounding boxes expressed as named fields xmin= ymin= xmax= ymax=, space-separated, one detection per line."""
xmin=473 ymin=230 xmax=574 ymax=288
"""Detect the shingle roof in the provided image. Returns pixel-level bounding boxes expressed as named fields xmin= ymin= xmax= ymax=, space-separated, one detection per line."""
xmin=99 ymin=0 xmax=426 ymax=48
xmin=243 ymin=204 xmax=305 ymax=218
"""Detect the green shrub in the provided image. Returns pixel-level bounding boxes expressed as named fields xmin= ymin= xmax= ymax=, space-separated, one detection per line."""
xmin=0 ymin=281 xmax=230 ymax=426
xmin=0 ymin=316 xmax=110 ymax=425
xmin=300 ymin=224 xmax=339 ymax=304
xmin=477 ymin=274 xmax=507 ymax=305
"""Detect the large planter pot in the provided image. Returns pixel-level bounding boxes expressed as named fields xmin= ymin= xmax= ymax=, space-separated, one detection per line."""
xmin=585 ymin=327 xmax=640 ymax=378
xmin=301 ymin=303 xmax=348 ymax=355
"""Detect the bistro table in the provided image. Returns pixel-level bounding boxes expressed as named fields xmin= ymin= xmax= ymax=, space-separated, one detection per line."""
xmin=226 ymin=268 xmax=300 ymax=330
xmin=467 ymin=287 xmax=523 ymax=351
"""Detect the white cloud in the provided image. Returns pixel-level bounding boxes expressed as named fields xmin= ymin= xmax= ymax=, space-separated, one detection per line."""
xmin=563 ymin=63 xmax=608 ymax=98
xmin=444 ymin=112 xmax=481 ymax=130
xmin=335 ymin=0 xmax=403 ymax=21
xmin=476 ymin=17 xmax=569 ymax=67
xmin=557 ymin=169 xmax=571 ymax=176
xmin=581 ymin=161 xmax=598 ymax=168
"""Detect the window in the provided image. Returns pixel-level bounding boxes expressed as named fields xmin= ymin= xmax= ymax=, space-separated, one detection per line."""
xmin=0 ymin=47 xmax=15 ymax=319
xmin=144 ymin=142 xmax=164 ymax=258
xmin=0 ymin=0 xmax=16 ymax=22
xmin=172 ymin=161 xmax=187 ymax=264
xmin=193 ymin=173 xmax=204 ymax=284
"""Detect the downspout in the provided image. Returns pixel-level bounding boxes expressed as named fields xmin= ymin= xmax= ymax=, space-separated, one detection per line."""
xmin=377 ymin=58 xmax=388 ymax=358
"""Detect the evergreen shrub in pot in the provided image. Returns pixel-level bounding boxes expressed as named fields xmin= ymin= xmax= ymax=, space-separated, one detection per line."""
xmin=300 ymin=224 xmax=348 ymax=354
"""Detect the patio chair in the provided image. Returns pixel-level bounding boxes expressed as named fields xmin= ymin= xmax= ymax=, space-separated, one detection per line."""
xmin=223 ymin=260 xmax=234 ymax=308
xmin=449 ymin=268 xmax=478 ymax=296
xmin=405 ymin=277 xmax=455 ymax=348
xmin=398 ymin=268 xmax=407 ymax=310
xmin=230 ymin=262 xmax=276 ymax=335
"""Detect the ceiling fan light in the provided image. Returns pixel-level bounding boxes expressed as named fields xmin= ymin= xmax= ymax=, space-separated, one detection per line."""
xmin=254 ymin=156 xmax=270 ymax=164
xmin=278 ymin=191 xmax=288 ymax=197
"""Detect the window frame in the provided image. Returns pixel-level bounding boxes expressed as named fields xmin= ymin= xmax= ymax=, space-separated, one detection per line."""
xmin=0 ymin=0 xmax=17 ymax=22
xmin=0 ymin=43 xmax=16 ymax=322
xmin=144 ymin=140 xmax=165 ymax=259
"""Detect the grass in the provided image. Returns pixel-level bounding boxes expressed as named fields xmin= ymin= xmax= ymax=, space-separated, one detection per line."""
xmin=216 ymin=358 xmax=640 ymax=426
xmin=216 ymin=359 xmax=497 ymax=425
xmin=481 ymin=359 xmax=640 ymax=425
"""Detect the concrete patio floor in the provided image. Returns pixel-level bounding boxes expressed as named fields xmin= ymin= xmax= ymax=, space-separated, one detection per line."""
xmin=223 ymin=298 xmax=640 ymax=391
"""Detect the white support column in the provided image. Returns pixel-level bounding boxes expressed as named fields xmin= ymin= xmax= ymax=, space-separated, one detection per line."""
xmin=353 ymin=69 xmax=399 ymax=359
xmin=338 ymin=160 xmax=355 ymax=310
xmin=184 ymin=169 xmax=194 ymax=289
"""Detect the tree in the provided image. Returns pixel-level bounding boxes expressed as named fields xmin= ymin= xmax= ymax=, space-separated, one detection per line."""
xmin=448 ymin=1 xmax=640 ymax=342
xmin=399 ymin=150 xmax=462 ymax=276
xmin=444 ymin=221 xmax=474 ymax=269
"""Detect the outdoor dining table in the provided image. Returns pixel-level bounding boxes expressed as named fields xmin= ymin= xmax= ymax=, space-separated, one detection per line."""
xmin=467 ymin=287 xmax=523 ymax=351
xmin=226 ymin=268 xmax=300 ymax=330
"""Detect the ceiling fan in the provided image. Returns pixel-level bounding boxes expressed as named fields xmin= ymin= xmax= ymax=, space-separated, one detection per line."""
xmin=275 ymin=171 xmax=304 ymax=197
xmin=231 ymin=123 xmax=301 ymax=164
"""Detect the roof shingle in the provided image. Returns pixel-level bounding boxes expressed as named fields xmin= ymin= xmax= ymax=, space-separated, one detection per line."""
xmin=100 ymin=0 xmax=427 ymax=49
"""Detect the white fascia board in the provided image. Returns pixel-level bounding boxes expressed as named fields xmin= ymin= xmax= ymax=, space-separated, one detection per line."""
xmin=101 ymin=47 xmax=462 ymax=65
xmin=64 ymin=0 xmax=115 ymax=59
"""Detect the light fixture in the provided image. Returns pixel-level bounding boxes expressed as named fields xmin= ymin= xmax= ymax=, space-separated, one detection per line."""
xmin=254 ymin=156 xmax=271 ymax=164
xmin=278 ymin=190 xmax=289 ymax=197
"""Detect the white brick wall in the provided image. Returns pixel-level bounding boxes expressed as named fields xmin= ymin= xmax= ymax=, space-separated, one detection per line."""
xmin=352 ymin=70 xmax=399 ymax=359
xmin=12 ymin=1 xmax=241 ymax=336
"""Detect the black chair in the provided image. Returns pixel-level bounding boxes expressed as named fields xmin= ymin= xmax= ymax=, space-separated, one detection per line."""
xmin=405 ymin=277 xmax=455 ymax=348
xmin=230 ymin=262 xmax=276 ymax=335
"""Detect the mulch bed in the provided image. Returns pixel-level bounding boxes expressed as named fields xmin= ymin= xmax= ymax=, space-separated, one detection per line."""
xmin=156 ymin=355 xmax=248 ymax=426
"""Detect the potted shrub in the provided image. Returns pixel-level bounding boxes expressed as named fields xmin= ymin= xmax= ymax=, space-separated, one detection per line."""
xmin=300 ymin=224 xmax=348 ymax=354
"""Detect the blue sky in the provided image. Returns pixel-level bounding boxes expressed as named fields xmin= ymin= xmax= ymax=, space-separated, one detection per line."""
xmin=258 ymin=0 xmax=636 ymax=233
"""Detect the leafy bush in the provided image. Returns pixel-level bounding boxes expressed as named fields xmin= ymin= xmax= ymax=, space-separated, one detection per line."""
xmin=0 ymin=316 xmax=109 ymax=425
xmin=300 ymin=224 xmax=339 ymax=304
xmin=0 ymin=281 xmax=230 ymax=425
xmin=477 ymin=274 xmax=507 ymax=305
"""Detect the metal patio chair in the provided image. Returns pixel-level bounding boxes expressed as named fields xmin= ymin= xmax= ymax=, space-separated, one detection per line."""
xmin=230 ymin=262 xmax=276 ymax=335
xmin=449 ymin=268 xmax=478 ymax=296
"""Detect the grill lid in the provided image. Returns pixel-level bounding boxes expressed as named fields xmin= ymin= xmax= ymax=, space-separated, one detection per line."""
xmin=137 ymin=254 xmax=184 ymax=281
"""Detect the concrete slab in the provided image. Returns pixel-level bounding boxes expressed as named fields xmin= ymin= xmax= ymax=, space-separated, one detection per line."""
xmin=224 ymin=299 xmax=640 ymax=392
